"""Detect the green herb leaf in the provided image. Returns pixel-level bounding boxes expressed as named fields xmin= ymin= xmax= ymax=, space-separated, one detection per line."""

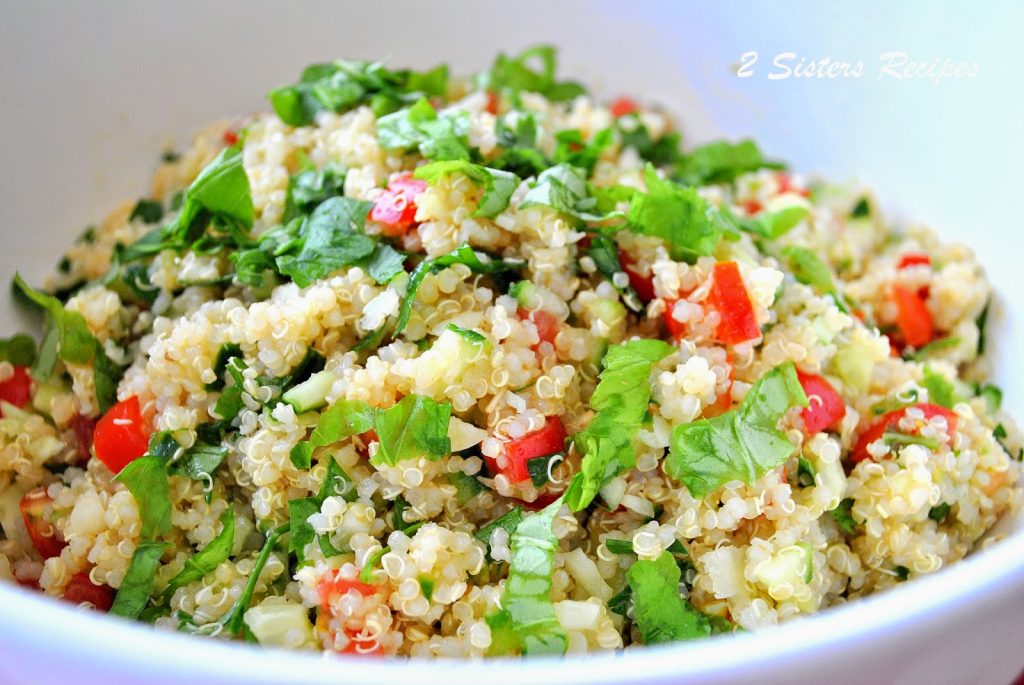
xmin=477 ymin=45 xmax=585 ymax=102
xmin=929 ymin=502 xmax=952 ymax=522
xmin=290 ymin=399 xmax=375 ymax=469
xmin=519 ymin=164 xmax=622 ymax=224
xmin=830 ymin=498 xmax=858 ymax=534
xmin=285 ymin=163 xmax=346 ymax=219
xmin=921 ymin=365 xmax=960 ymax=409
xmin=627 ymin=166 xmax=721 ymax=262
xmin=586 ymin=235 xmax=643 ymax=312
xmin=364 ymin=244 xmax=406 ymax=284
xmin=0 ymin=333 xmax=37 ymax=367
xmin=168 ymin=440 xmax=228 ymax=486
xmin=447 ymin=471 xmax=484 ymax=504
xmin=908 ymin=336 xmax=961 ymax=361
xmin=372 ymin=394 xmax=452 ymax=466
xmin=566 ymin=340 xmax=674 ymax=510
xmin=276 ymin=196 xmax=377 ymax=288
xmin=110 ymin=541 xmax=170 ymax=618
xmin=675 ymin=139 xmax=777 ymax=186
xmin=173 ymin=146 xmax=254 ymax=235
xmin=627 ymin=550 xmax=711 ymax=644
xmin=666 ymin=363 xmax=808 ymax=499
xmin=394 ymin=244 xmax=524 ymax=336
xmin=219 ymin=523 xmax=288 ymax=636
xmin=446 ymin=323 xmax=487 ymax=346
xmin=780 ymin=245 xmax=847 ymax=312
xmin=552 ymin=128 xmax=613 ymax=176
xmin=15 ymin=274 xmax=99 ymax=371
xmin=377 ymin=98 xmax=471 ymax=161
xmin=163 ymin=509 xmax=235 ymax=601
xmin=475 ymin=506 xmax=525 ymax=548
xmin=129 ymin=199 xmax=164 ymax=225
xmin=604 ymin=538 xmax=634 ymax=555
xmin=742 ymin=205 xmax=809 ymax=239
xmin=414 ymin=160 xmax=519 ymax=218
xmin=491 ymin=498 xmax=567 ymax=656
xmin=114 ymin=456 xmax=172 ymax=539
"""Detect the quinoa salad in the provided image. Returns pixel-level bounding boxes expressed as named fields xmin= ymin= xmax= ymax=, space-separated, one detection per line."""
xmin=0 ymin=46 xmax=1020 ymax=658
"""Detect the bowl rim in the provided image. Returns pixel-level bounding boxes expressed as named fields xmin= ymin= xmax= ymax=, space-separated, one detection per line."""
xmin=1 ymin=522 xmax=1022 ymax=682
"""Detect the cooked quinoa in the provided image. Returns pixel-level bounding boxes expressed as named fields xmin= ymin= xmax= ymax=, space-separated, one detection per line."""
xmin=0 ymin=46 xmax=1020 ymax=658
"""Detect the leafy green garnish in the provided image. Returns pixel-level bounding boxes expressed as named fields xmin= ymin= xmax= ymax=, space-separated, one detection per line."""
xmin=446 ymin=323 xmax=488 ymax=346
xmin=447 ymin=471 xmax=484 ymax=504
xmin=218 ymin=523 xmax=288 ymax=636
xmin=359 ymin=546 xmax=389 ymax=583
xmin=797 ymin=457 xmax=817 ymax=487
xmin=114 ymin=456 xmax=172 ymax=539
xmin=172 ymin=146 xmax=254 ymax=235
xmin=628 ymin=166 xmax=721 ymax=262
xmin=929 ymin=502 xmax=952 ymax=523
xmin=364 ymin=244 xmax=407 ymax=284
xmin=976 ymin=383 xmax=1003 ymax=413
xmin=167 ymin=440 xmax=228 ymax=493
xmin=0 ymin=333 xmax=37 ymax=367
xmin=883 ymin=431 xmax=941 ymax=450
xmin=414 ymin=160 xmax=518 ymax=218
xmin=586 ymin=235 xmax=643 ymax=312
xmin=477 ymin=45 xmax=585 ymax=102
xmin=377 ymin=98 xmax=471 ymax=161
xmin=475 ymin=506 xmax=525 ymax=549
xmin=268 ymin=60 xmax=448 ymax=126
xmin=780 ymin=245 xmax=848 ymax=312
xmin=976 ymin=300 xmax=990 ymax=355
xmin=921 ymin=365 xmax=960 ymax=409
xmin=285 ymin=163 xmax=346 ymax=220
xmin=617 ymin=117 xmax=683 ymax=167
xmin=290 ymin=399 xmax=375 ymax=469
xmin=488 ymin=498 xmax=566 ymax=656
xmin=627 ymin=550 xmax=710 ymax=644
xmin=675 ymin=139 xmax=777 ymax=186
xmin=830 ymin=498 xmax=859 ymax=534
xmin=908 ymin=336 xmax=961 ymax=361
xmin=212 ymin=357 xmax=247 ymax=423
xmin=110 ymin=541 xmax=170 ymax=618
xmin=372 ymin=394 xmax=452 ymax=466
xmin=162 ymin=509 xmax=235 ymax=601
xmin=741 ymin=205 xmax=809 ymax=239
xmin=129 ymin=199 xmax=164 ymax=225
xmin=666 ymin=363 xmax=808 ymax=499
xmin=603 ymin=538 xmax=634 ymax=555
xmin=394 ymin=244 xmax=524 ymax=336
xmin=519 ymin=164 xmax=622 ymax=224
xmin=566 ymin=339 xmax=674 ymax=510
xmin=289 ymin=458 xmax=356 ymax=563
xmin=275 ymin=197 xmax=376 ymax=287
xmin=552 ymin=128 xmax=614 ymax=176
xmin=850 ymin=197 xmax=872 ymax=218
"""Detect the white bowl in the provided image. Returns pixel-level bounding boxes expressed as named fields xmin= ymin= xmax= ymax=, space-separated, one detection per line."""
xmin=1 ymin=2 xmax=1022 ymax=684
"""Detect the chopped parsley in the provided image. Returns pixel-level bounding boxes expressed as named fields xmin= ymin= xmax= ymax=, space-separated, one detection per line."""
xmin=627 ymin=165 xmax=722 ymax=262
xmin=627 ymin=551 xmax=710 ymax=644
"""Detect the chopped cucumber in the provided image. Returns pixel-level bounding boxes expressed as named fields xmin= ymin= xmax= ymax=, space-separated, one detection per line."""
xmin=509 ymin=280 xmax=541 ymax=310
xmin=754 ymin=542 xmax=814 ymax=591
xmin=243 ymin=597 xmax=316 ymax=649
xmin=834 ymin=341 xmax=874 ymax=392
xmin=281 ymin=370 xmax=336 ymax=413
xmin=587 ymin=299 xmax=627 ymax=341
xmin=32 ymin=378 xmax=68 ymax=418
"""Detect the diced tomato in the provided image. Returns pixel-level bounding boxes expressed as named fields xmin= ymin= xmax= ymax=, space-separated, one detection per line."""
xmin=708 ymin=261 xmax=760 ymax=345
xmin=62 ymin=572 xmax=114 ymax=611
xmin=485 ymin=90 xmax=499 ymax=115
xmin=796 ymin=371 xmax=846 ymax=434
xmin=486 ymin=416 xmax=566 ymax=484
xmin=0 ymin=365 xmax=32 ymax=416
xmin=340 ymin=628 xmax=384 ymax=656
xmin=222 ymin=129 xmax=239 ymax=146
xmin=742 ymin=199 xmax=763 ymax=215
xmin=892 ymin=284 xmax=934 ymax=348
xmin=19 ymin=489 xmax=64 ymax=560
xmin=368 ymin=175 xmax=428 ymax=237
xmin=517 ymin=309 xmax=560 ymax=351
xmin=897 ymin=253 xmax=931 ymax=270
xmin=850 ymin=403 xmax=957 ymax=463
xmin=92 ymin=396 xmax=151 ymax=474
xmin=776 ymin=172 xmax=810 ymax=198
xmin=610 ymin=97 xmax=639 ymax=118
xmin=69 ymin=414 xmax=96 ymax=462
xmin=662 ymin=298 xmax=688 ymax=341
xmin=317 ymin=571 xmax=380 ymax=612
xmin=618 ymin=250 xmax=656 ymax=303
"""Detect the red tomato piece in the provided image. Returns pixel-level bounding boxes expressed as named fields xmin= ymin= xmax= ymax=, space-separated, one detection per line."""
xmin=610 ymin=97 xmax=639 ymax=117
xmin=486 ymin=416 xmax=566 ymax=484
xmin=850 ymin=403 xmax=957 ymax=463
xmin=517 ymin=309 xmax=560 ymax=351
xmin=796 ymin=371 xmax=846 ymax=434
xmin=708 ymin=261 xmax=760 ymax=345
xmin=318 ymin=571 xmax=380 ymax=612
xmin=776 ymin=172 xmax=810 ymax=198
xmin=0 ymin=365 xmax=32 ymax=416
xmin=222 ymin=129 xmax=239 ymax=146
xmin=19 ymin=489 xmax=64 ymax=559
xmin=92 ymin=396 xmax=151 ymax=474
xmin=368 ymin=175 xmax=428 ymax=237
xmin=892 ymin=284 xmax=934 ymax=348
xmin=897 ymin=253 xmax=931 ymax=269
xmin=62 ymin=572 xmax=114 ymax=611
xmin=742 ymin=199 xmax=763 ymax=215
xmin=618 ymin=250 xmax=655 ymax=303
xmin=485 ymin=90 xmax=499 ymax=115
xmin=663 ymin=299 xmax=688 ymax=341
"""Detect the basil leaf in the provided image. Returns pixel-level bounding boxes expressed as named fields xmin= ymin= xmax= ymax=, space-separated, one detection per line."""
xmin=627 ymin=551 xmax=710 ymax=644
xmin=168 ymin=441 xmax=228 ymax=483
xmin=162 ymin=509 xmax=235 ymax=601
xmin=0 ymin=333 xmax=37 ymax=367
xmin=129 ymin=199 xmax=164 ymax=225
xmin=114 ymin=456 xmax=172 ymax=539
xmin=174 ymin=146 xmax=254 ymax=235
xmin=478 ymin=45 xmax=585 ymax=102
xmin=371 ymin=394 xmax=451 ymax=467
xmin=627 ymin=166 xmax=722 ymax=262
xmin=414 ymin=160 xmax=519 ymax=218
xmin=552 ymin=128 xmax=613 ymax=176
xmin=675 ymin=139 xmax=778 ymax=186
xmin=110 ymin=541 xmax=170 ymax=618
xmin=566 ymin=340 xmax=674 ymax=510
xmin=377 ymin=98 xmax=471 ymax=161
xmin=285 ymin=163 xmax=346 ymax=219
xmin=519 ymin=164 xmax=622 ymax=224
xmin=290 ymin=399 xmax=375 ymax=469
xmin=666 ymin=363 xmax=808 ymax=499
xmin=364 ymin=244 xmax=406 ymax=284
xmin=15 ymin=274 xmax=98 ymax=369
xmin=276 ymin=196 xmax=377 ymax=288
